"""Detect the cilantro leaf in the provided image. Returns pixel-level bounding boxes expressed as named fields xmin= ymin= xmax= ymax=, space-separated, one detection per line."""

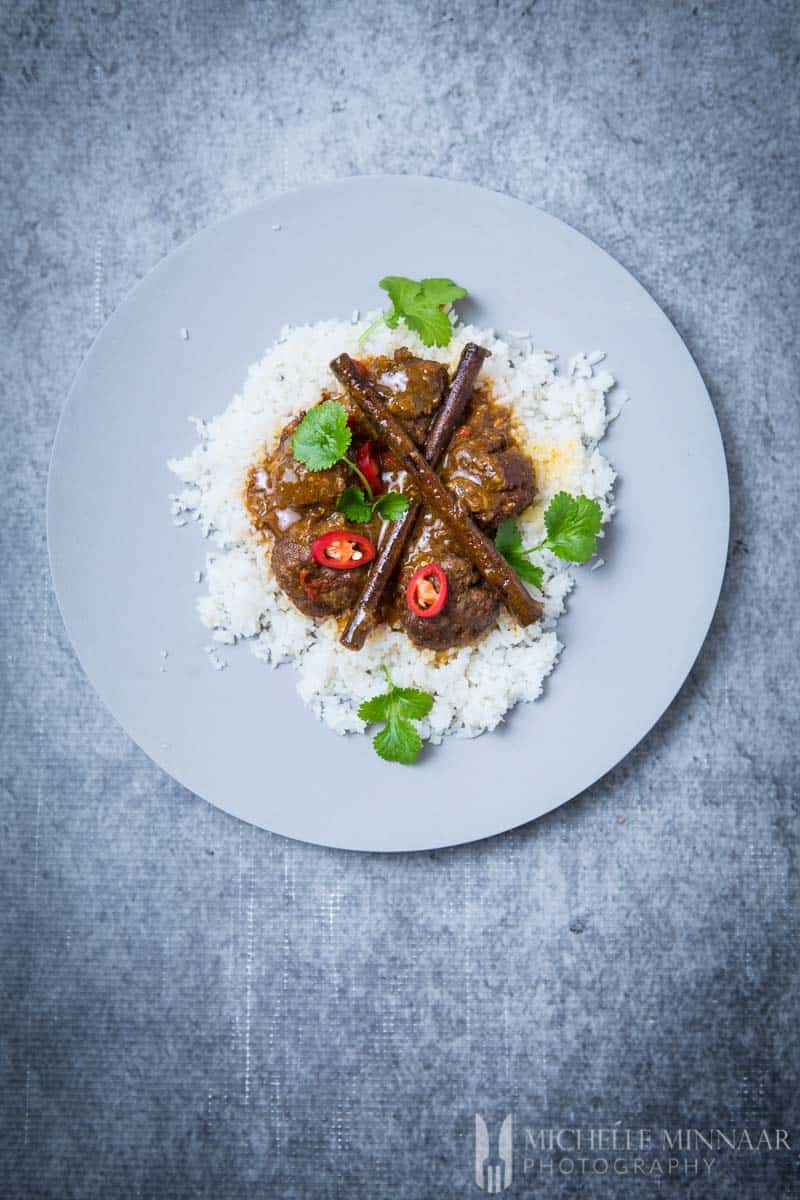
xmin=543 ymin=492 xmax=602 ymax=563
xmin=494 ymin=518 xmax=544 ymax=590
xmin=357 ymin=692 xmax=391 ymax=724
xmin=380 ymin=275 xmax=453 ymax=347
xmin=292 ymin=400 xmax=351 ymax=472
xmin=495 ymin=495 xmax=603 ymax=587
xmin=417 ymin=277 xmax=468 ymax=307
xmin=379 ymin=276 xmax=423 ymax=328
xmin=495 ymin=517 xmax=524 ymax=559
xmin=405 ymin=307 xmax=452 ymax=347
xmin=359 ymin=275 xmax=468 ymax=348
xmin=337 ymin=486 xmax=410 ymax=524
xmin=357 ymin=668 xmax=434 ymax=764
xmin=392 ymin=687 xmax=434 ymax=720
xmin=509 ymin=558 xmax=544 ymax=589
xmin=337 ymin=485 xmax=373 ymax=523
xmin=373 ymin=719 xmax=422 ymax=766
xmin=372 ymin=492 xmax=410 ymax=521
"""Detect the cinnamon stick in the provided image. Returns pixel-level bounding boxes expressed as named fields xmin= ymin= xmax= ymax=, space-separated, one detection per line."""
xmin=340 ymin=343 xmax=490 ymax=650
xmin=331 ymin=353 xmax=543 ymax=632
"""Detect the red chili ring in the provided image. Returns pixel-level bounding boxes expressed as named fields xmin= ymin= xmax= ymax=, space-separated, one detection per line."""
xmin=355 ymin=440 xmax=384 ymax=496
xmin=311 ymin=530 xmax=375 ymax=570
xmin=406 ymin=563 xmax=448 ymax=618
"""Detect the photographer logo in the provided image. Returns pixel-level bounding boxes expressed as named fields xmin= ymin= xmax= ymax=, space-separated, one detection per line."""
xmin=475 ymin=1113 xmax=513 ymax=1193
xmin=469 ymin=1112 xmax=792 ymax=1189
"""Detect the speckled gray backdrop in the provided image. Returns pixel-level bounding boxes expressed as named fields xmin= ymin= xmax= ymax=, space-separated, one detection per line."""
xmin=1 ymin=1 xmax=799 ymax=1197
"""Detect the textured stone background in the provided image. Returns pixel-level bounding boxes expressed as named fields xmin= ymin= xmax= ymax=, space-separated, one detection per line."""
xmin=1 ymin=1 xmax=799 ymax=1196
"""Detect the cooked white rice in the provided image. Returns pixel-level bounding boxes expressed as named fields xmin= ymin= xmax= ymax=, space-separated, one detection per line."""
xmin=168 ymin=317 xmax=617 ymax=742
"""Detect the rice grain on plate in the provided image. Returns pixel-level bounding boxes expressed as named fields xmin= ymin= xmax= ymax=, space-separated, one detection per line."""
xmin=168 ymin=318 xmax=616 ymax=743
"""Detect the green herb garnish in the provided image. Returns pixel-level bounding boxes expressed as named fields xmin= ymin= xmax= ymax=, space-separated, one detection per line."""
xmin=495 ymin=519 xmax=545 ymax=589
xmin=291 ymin=399 xmax=375 ymax=496
xmin=541 ymin=492 xmax=603 ymax=562
xmin=371 ymin=492 xmax=411 ymax=520
xmin=292 ymin=400 xmax=410 ymax=520
xmin=337 ymin=485 xmax=410 ymax=524
xmin=495 ymin=492 xmax=604 ymax=588
xmin=358 ymin=275 xmax=467 ymax=348
xmin=358 ymin=666 xmax=434 ymax=765
xmin=291 ymin=399 xmax=351 ymax=472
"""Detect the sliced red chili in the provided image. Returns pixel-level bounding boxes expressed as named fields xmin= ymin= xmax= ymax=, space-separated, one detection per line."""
xmin=406 ymin=563 xmax=448 ymax=618
xmin=355 ymin=440 xmax=384 ymax=495
xmin=311 ymin=530 xmax=375 ymax=570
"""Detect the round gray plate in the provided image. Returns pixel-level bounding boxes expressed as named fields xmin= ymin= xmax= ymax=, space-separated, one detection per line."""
xmin=47 ymin=176 xmax=729 ymax=852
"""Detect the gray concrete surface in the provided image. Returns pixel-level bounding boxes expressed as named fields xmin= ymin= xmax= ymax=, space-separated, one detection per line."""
xmin=1 ymin=1 xmax=799 ymax=1196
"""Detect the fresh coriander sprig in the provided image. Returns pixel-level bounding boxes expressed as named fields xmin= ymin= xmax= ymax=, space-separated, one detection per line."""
xmin=494 ymin=520 xmax=545 ymax=590
xmin=292 ymin=400 xmax=411 ymax=522
xmin=291 ymin=399 xmax=351 ymax=471
xmin=358 ymin=275 xmax=467 ymax=348
xmin=495 ymin=492 xmax=604 ymax=590
xmin=357 ymin=666 xmax=434 ymax=765
xmin=337 ymin=486 xmax=410 ymax=524
xmin=291 ymin=399 xmax=376 ymax=497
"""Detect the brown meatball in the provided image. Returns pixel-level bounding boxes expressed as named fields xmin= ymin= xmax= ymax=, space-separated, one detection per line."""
xmin=367 ymin=348 xmax=448 ymax=442
xmin=441 ymin=424 xmax=536 ymax=530
xmin=266 ymin=414 xmax=351 ymax=510
xmin=271 ymin=515 xmax=378 ymax=620
xmin=399 ymin=541 xmax=500 ymax=651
